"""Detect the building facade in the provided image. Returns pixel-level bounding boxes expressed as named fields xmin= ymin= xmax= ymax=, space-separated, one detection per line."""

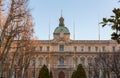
xmin=19 ymin=16 xmax=120 ymax=78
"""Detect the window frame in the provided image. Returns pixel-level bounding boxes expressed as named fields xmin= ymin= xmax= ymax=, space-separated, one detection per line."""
xmin=59 ymin=45 xmax=64 ymax=51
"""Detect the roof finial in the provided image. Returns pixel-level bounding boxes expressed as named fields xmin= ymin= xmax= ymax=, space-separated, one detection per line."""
xmin=59 ymin=10 xmax=64 ymax=26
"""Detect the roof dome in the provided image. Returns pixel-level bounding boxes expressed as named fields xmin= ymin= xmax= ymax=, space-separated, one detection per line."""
xmin=54 ymin=16 xmax=70 ymax=34
xmin=54 ymin=26 xmax=70 ymax=34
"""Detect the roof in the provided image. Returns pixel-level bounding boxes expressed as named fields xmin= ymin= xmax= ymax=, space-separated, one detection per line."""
xmin=54 ymin=26 xmax=70 ymax=34
xmin=53 ymin=16 xmax=70 ymax=34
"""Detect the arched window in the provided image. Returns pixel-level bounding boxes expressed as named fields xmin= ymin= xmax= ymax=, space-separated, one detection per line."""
xmin=46 ymin=58 xmax=48 ymax=65
xmin=80 ymin=57 xmax=85 ymax=66
xmin=88 ymin=57 xmax=92 ymax=66
xmin=94 ymin=57 xmax=99 ymax=64
xmin=59 ymin=57 xmax=64 ymax=65
xmin=32 ymin=59 xmax=35 ymax=66
xmin=39 ymin=58 xmax=43 ymax=66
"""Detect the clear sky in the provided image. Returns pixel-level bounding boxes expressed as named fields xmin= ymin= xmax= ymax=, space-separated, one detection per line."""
xmin=29 ymin=0 xmax=119 ymax=40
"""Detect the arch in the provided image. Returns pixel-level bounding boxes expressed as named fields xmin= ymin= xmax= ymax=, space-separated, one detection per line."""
xmin=38 ymin=57 xmax=43 ymax=66
xmin=87 ymin=57 xmax=93 ymax=65
xmin=58 ymin=71 xmax=65 ymax=78
xmin=80 ymin=57 xmax=85 ymax=66
xmin=46 ymin=57 xmax=48 ymax=65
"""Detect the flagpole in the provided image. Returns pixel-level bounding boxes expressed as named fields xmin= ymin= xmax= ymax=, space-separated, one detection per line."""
xmin=48 ymin=17 xmax=51 ymax=73
xmin=73 ymin=20 xmax=76 ymax=69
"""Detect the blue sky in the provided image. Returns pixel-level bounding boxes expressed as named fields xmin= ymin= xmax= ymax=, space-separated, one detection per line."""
xmin=29 ymin=0 xmax=119 ymax=40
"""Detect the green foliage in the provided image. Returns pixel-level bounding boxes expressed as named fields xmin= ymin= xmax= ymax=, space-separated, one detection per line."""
xmin=71 ymin=64 xmax=87 ymax=78
xmin=49 ymin=71 xmax=53 ymax=78
xmin=38 ymin=65 xmax=53 ymax=78
xmin=101 ymin=8 xmax=120 ymax=43
xmin=71 ymin=70 xmax=77 ymax=78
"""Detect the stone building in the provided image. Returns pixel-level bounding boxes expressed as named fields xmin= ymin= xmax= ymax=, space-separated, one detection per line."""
xmin=19 ymin=16 xmax=120 ymax=78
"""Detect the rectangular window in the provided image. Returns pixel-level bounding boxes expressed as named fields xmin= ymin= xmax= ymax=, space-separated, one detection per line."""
xmin=88 ymin=46 xmax=91 ymax=52
xmin=112 ymin=46 xmax=115 ymax=52
xmin=32 ymin=59 xmax=35 ymax=66
xmin=59 ymin=45 xmax=64 ymax=51
xmin=39 ymin=58 xmax=42 ymax=66
xmin=81 ymin=46 xmax=84 ymax=52
xmin=40 ymin=47 xmax=42 ymax=51
xmin=102 ymin=46 xmax=105 ymax=52
xmin=95 ymin=46 xmax=98 ymax=52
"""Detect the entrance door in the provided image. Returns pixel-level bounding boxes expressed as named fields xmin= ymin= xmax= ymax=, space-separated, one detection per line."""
xmin=58 ymin=71 xmax=65 ymax=78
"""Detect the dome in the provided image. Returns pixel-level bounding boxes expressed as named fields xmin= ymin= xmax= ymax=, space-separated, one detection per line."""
xmin=53 ymin=16 xmax=70 ymax=34
xmin=54 ymin=26 xmax=70 ymax=34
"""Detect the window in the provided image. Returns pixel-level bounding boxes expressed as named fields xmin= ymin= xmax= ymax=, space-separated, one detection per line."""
xmin=47 ymin=46 xmax=49 ymax=51
xmin=59 ymin=45 xmax=64 ymax=51
xmin=94 ymin=58 xmax=99 ymax=64
xmin=46 ymin=58 xmax=48 ymax=65
xmin=59 ymin=57 xmax=64 ymax=65
xmin=95 ymin=46 xmax=98 ymax=52
xmin=102 ymin=46 xmax=106 ymax=52
xmin=81 ymin=46 xmax=84 ymax=52
xmin=88 ymin=46 xmax=91 ymax=52
xmin=39 ymin=58 xmax=43 ymax=66
xmin=32 ymin=59 xmax=35 ymax=66
xmin=88 ymin=58 xmax=92 ymax=66
xmin=40 ymin=47 xmax=42 ymax=51
xmin=112 ymin=46 xmax=115 ymax=52
xmin=80 ymin=57 xmax=85 ymax=66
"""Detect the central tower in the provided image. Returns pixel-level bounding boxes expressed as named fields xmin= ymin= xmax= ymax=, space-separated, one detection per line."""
xmin=53 ymin=16 xmax=70 ymax=40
